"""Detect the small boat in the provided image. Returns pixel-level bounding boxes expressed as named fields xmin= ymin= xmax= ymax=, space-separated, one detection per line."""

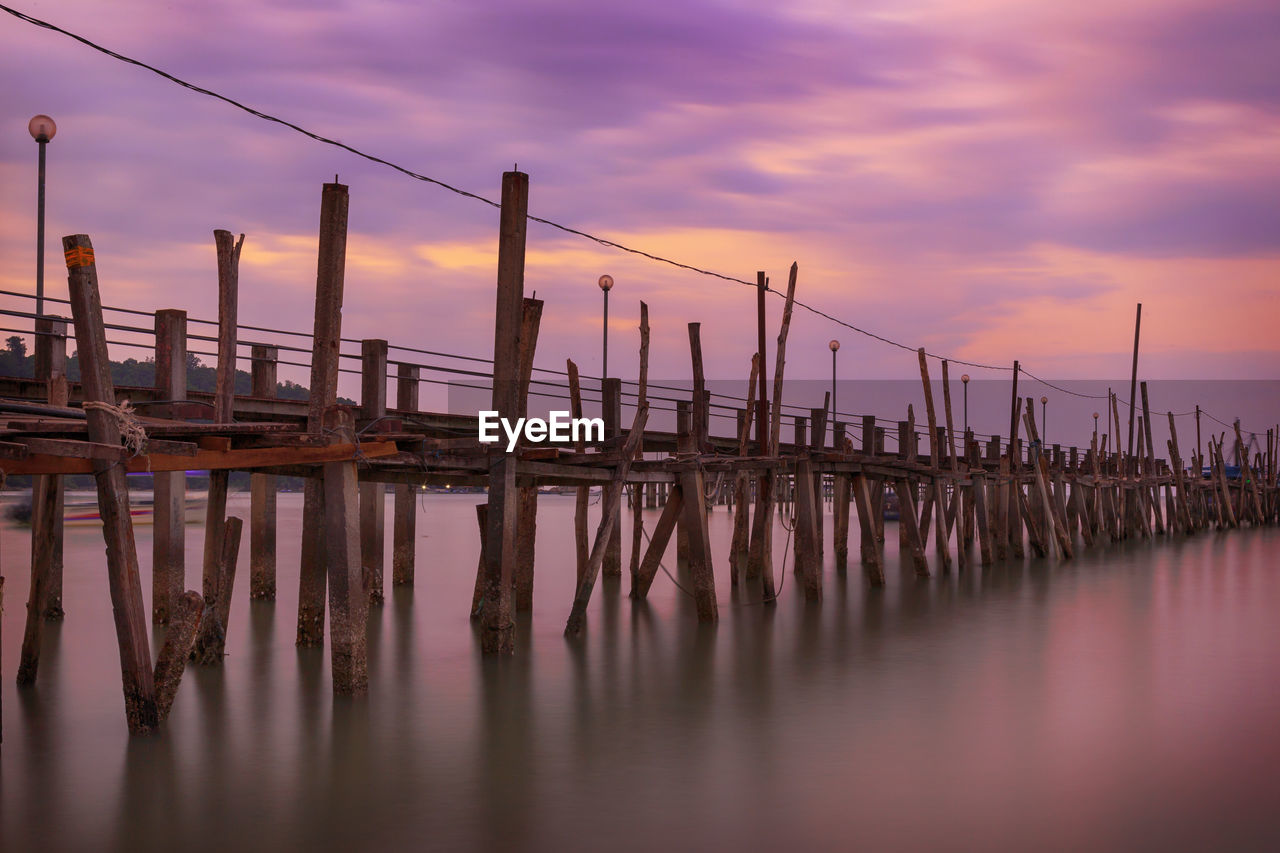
xmin=5 ymin=495 xmax=208 ymax=526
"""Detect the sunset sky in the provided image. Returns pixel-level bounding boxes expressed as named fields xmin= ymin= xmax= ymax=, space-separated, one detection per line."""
xmin=1 ymin=0 xmax=1277 ymax=397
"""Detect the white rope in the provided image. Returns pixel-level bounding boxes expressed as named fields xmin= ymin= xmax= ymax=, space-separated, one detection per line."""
xmin=83 ymin=398 xmax=147 ymax=456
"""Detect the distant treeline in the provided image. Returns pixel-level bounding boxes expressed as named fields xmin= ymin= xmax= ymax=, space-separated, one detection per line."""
xmin=1 ymin=334 xmax=314 ymax=401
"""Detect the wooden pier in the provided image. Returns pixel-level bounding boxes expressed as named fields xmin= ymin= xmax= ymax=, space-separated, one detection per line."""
xmin=1 ymin=172 xmax=1277 ymax=735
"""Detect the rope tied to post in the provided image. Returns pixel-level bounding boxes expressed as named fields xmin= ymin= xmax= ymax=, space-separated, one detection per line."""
xmin=83 ymin=399 xmax=148 ymax=457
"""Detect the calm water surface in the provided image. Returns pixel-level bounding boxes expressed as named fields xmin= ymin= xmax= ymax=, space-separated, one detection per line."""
xmin=2 ymin=491 xmax=1279 ymax=852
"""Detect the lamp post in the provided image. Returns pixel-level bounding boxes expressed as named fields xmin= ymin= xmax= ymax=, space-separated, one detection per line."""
xmin=828 ymin=339 xmax=839 ymax=419
xmin=598 ymin=274 xmax=613 ymax=381
xmin=1093 ymin=411 xmax=1099 ymax=447
xmin=1040 ymin=395 xmax=1048 ymax=443
xmin=961 ymin=374 xmax=970 ymax=433
xmin=29 ymin=114 xmax=56 ymax=319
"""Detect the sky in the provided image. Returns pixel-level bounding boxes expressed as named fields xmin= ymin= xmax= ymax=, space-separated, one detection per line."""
xmin=1 ymin=0 xmax=1278 ymax=414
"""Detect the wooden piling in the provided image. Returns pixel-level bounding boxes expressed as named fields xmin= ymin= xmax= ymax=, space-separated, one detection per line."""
xmin=193 ymin=516 xmax=244 ymax=665
xmin=602 ymin=377 xmax=623 ymax=578
xmin=153 ymin=590 xmax=203 ymax=722
xmin=565 ymin=405 xmax=649 ymax=636
xmin=628 ymin=302 xmax=650 ymax=592
xmin=360 ymin=338 xmax=389 ymax=605
xmin=16 ymin=460 xmax=61 ymax=684
xmin=32 ymin=315 xmax=67 ymax=621
xmin=249 ymin=345 xmax=278 ymax=599
xmin=513 ymin=297 xmax=544 ymax=612
xmin=63 ymin=233 xmax=158 ymax=734
xmin=631 ymin=484 xmax=684 ymax=599
xmin=568 ymin=360 xmax=590 ymax=585
xmin=322 ymin=407 xmax=369 ymax=692
xmin=392 ymin=363 xmax=420 ymax=586
xmin=480 ymin=170 xmax=527 ymax=654
xmin=297 ymin=182 xmax=349 ymax=648
xmin=748 ymin=263 xmax=798 ymax=598
xmin=202 ymin=229 xmax=242 ymax=635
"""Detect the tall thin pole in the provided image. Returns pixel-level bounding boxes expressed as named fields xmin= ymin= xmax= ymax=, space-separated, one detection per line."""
xmin=756 ymin=272 xmax=768 ymax=456
xmin=1195 ymin=405 xmax=1202 ymax=463
xmin=831 ymin=348 xmax=837 ymax=418
xmin=963 ymin=382 xmax=969 ymax=432
xmin=35 ymin=138 xmax=47 ymax=318
xmin=602 ymin=287 xmax=609 ymax=382
xmin=1127 ymin=303 xmax=1142 ymax=457
xmin=1041 ymin=398 xmax=1048 ymax=444
xmin=1008 ymin=360 xmax=1020 ymax=448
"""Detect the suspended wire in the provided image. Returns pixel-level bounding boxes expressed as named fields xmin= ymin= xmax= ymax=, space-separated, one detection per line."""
xmin=0 ymin=2 xmax=1015 ymax=373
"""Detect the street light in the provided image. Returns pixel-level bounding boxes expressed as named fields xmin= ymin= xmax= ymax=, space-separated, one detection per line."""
xmin=1093 ymin=411 xmax=1099 ymax=446
xmin=961 ymin=374 xmax=970 ymax=433
xmin=598 ymin=274 xmax=613 ymax=381
xmin=29 ymin=114 xmax=56 ymax=318
xmin=1040 ymin=395 xmax=1048 ymax=443
xmin=828 ymin=339 xmax=839 ymax=420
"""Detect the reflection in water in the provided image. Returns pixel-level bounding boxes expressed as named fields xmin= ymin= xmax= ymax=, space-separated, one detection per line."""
xmin=2 ymin=493 xmax=1279 ymax=852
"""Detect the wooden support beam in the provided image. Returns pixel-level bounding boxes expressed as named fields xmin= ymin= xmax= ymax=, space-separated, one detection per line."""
xmin=567 ymin=360 xmax=590 ymax=586
xmin=810 ymin=404 xmax=828 ymax=558
xmin=249 ymin=345 xmax=278 ymax=600
xmin=152 ymin=309 xmax=187 ymax=622
xmin=32 ymin=315 xmax=67 ymax=621
xmin=601 ymin=377 xmax=623 ymax=578
xmin=63 ymin=233 xmax=158 ymax=734
xmin=323 ymin=407 xmax=368 ymax=693
xmin=794 ymin=455 xmax=822 ymax=601
xmin=628 ymin=302 xmax=650 ymax=593
xmin=392 ymin=363 xmax=420 ymax=586
xmin=631 ymin=484 xmax=684 ymax=599
xmin=193 ymin=516 xmax=244 ymax=665
xmin=565 ymin=405 xmax=649 ymax=636
xmin=202 ymin=229 xmax=242 ymax=644
xmin=360 ymin=338 xmax=389 ymax=605
xmin=153 ymin=590 xmax=204 ymax=722
xmin=480 ymin=170 xmax=528 ymax=654
xmin=514 ymin=297 xmax=544 ymax=612
xmin=298 ymin=181 xmax=349 ymax=648
xmin=832 ymin=422 xmax=850 ymax=573
xmin=748 ymin=263 xmax=797 ymax=596
xmin=16 ymin=463 xmax=61 ymax=684
xmin=894 ymin=478 xmax=930 ymax=578
xmin=851 ymin=474 xmax=884 ymax=585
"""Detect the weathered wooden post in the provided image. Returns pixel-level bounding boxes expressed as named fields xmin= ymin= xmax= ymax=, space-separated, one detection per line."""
xmin=565 ymin=405 xmax=650 ymax=635
xmin=627 ymin=302 xmax=650 ymax=594
xmin=32 ymin=315 xmax=67 ymax=621
xmin=193 ymin=515 xmax=244 ymax=664
xmin=794 ymin=455 xmax=822 ymax=601
xmin=249 ymin=345 xmax=278 ymax=599
xmin=729 ymin=357 xmax=759 ymax=581
xmin=153 ymin=590 xmax=204 ymax=721
xmin=480 ymin=170 xmax=527 ymax=654
xmin=832 ymin=421 xmax=850 ymax=573
xmin=323 ymin=406 xmax=368 ymax=692
xmin=567 ymin=360 xmax=590 ymax=584
xmin=61 ymin=234 xmax=158 ymax=734
xmin=392 ymin=363 xmax=420 ymax=586
xmin=602 ymin=377 xmax=623 ymax=577
xmin=360 ymin=338 xmax=388 ymax=605
xmin=202 ymin=230 xmax=243 ymax=635
xmin=810 ymin=404 xmax=828 ymax=558
xmin=917 ymin=349 xmax=952 ymax=572
xmin=514 ymin=297 xmax=544 ymax=612
xmin=747 ymin=264 xmax=798 ymax=598
xmin=297 ymin=182 xmax=349 ymax=647
xmin=152 ymin=310 xmax=187 ymax=622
